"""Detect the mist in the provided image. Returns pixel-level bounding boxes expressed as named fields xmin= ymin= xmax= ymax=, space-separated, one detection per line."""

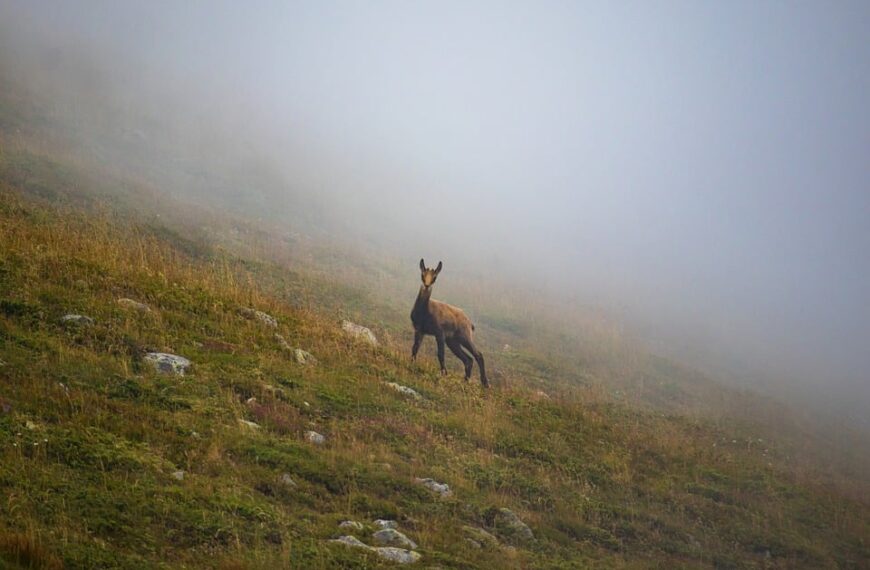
xmin=2 ymin=1 xmax=868 ymax=420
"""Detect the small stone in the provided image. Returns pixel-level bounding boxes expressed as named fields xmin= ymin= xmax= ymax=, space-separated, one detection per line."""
xmin=339 ymin=520 xmax=365 ymax=531
xmin=305 ymin=430 xmax=325 ymax=445
xmin=60 ymin=314 xmax=94 ymax=326
xmin=502 ymin=344 xmax=513 ymax=353
xmin=414 ymin=477 xmax=452 ymax=498
xmin=143 ymin=352 xmax=191 ymax=376
xmin=374 ymin=519 xmax=398 ymax=530
xmin=465 ymin=538 xmax=482 ymax=549
xmin=25 ymin=421 xmax=38 ymax=430
xmin=373 ymin=547 xmax=421 ymax=564
xmin=240 ymin=307 xmax=278 ymax=328
xmin=238 ymin=419 xmax=261 ymax=430
xmin=385 ymin=382 xmax=422 ymax=400
xmin=280 ymin=473 xmax=297 ymax=487
xmin=341 ymin=320 xmax=378 ymax=346
xmin=172 ymin=470 xmax=185 ymax=481
xmin=491 ymin=508 xmax=534 ymax=544
xmin=330 ymin=535 xmax=369 ymax=550
xmin=294 ymin=348 xmax=317 ymax=366
xmin=372 ymin=528 xmax=417 ymax=550
xmin=117 ymin=298 xmax=150 ymax=312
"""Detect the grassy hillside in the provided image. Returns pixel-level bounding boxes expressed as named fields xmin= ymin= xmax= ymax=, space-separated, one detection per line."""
xmin=1 ymin=179 xmax=868 ymax=569
xmin=0 ymin=71 xmax=868 ymax=568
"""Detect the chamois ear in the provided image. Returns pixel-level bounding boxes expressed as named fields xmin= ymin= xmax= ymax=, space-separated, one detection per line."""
xmin=420 ymin=259 xmax=426 ymax=272
xmin=435 ymin=261 xmax=442 ymax=274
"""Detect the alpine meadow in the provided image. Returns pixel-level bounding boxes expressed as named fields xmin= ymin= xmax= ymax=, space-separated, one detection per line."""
xmin=0 ymin=3 xmax=868 ymax=569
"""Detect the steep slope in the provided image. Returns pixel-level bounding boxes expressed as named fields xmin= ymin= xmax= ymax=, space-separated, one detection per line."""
xmin=1 ymin=187 xmax=868 ymax=569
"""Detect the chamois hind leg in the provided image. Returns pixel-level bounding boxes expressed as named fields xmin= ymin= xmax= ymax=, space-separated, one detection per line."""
xmin=460 ymin=338 xmax=488 ymax=387
xmin=446 ymin=337 xmax=473 ymax=380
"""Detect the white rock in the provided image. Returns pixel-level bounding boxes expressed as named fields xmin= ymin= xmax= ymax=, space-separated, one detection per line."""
xmin=172 ymin=470 xmax=185 ymax=481
xmin=374 ymin=519 xmax=398 ymax=530
xmin=280 ymin=473 xmax=297 ymax=487
xmin=305 ymin=430 xmax=325 ymax=445
xmin=61 ymin=314 xmax=94 ymax=326
xmin=339 ymin=520 xmax=365 ymax=531
xmin=341 ymin=320 xmax=378 ymax=346
xmin=385 ymin=382 xmax=422 ymax=400
xmin=143 ymin=352 xmax=191 ymax=376
xmin=414 ymin=477 xmax=452 ymax=498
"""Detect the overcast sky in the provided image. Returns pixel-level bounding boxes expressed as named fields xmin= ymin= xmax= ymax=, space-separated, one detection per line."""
xmin=2 ymin=1 xmax=868 ymax=412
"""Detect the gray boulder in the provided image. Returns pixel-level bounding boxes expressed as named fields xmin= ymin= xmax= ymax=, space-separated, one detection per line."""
xmin=374 ymin=519 xmax=398 ymax=530
xmin=372 ymin=528 xmax=417 ymax=550
xmin=143 ymin=352 xmax=191 ymax=376
xmin=339 ymin=520 xmax=365 ymax=531
xmin=341 ymin=320 xmax=378 ymax=346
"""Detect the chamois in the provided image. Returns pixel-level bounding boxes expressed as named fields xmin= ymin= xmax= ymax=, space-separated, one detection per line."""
xmin=411 ymin=259 xmax=488 ymax=387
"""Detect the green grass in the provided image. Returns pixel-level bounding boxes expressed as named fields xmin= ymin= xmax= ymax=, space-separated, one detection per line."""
xmin=0 ymin=82 xmax=867 ymax=568
xmin=0 ymin=188 xmax=867 ymax=569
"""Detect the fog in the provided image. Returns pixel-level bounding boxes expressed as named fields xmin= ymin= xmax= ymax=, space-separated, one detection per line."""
xmin=2 ymin=1 xmax=868 ymax=419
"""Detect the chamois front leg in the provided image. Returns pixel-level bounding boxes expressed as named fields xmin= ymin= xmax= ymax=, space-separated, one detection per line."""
xmin=435 ymin=332 xmax=447 ymax=375
xmin=411 ymin=330 xmax=423 ymax=360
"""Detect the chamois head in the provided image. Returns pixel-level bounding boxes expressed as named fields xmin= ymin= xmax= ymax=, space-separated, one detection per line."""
xmin=419 ymin=259 xmax=442 ymax=289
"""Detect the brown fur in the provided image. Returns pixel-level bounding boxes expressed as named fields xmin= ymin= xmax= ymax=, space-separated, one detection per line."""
xmin=411 ymin=259 xmax=488 ymax=387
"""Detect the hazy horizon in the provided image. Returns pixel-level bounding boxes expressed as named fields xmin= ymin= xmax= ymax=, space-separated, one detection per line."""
xmin=2 ymin=1 xmax=868 ymax=419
